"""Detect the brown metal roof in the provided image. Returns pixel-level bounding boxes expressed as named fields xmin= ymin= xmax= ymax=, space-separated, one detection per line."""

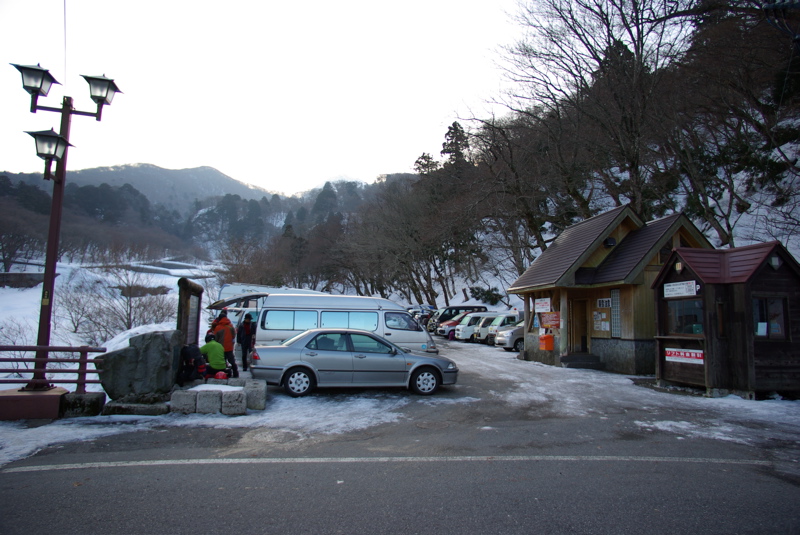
xmin=672 ymin=242 xmax=780 ymax=284
xmin=508 ymin=205 xmax=634 ymax=292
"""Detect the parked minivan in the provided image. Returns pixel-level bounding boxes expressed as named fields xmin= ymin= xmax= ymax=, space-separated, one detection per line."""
xmin=454 ymin=312 xmax=497 ymax=342
xmin=217 ymin=283 xmax=322 ymax=301
xmin=473 ymin=315 xmax=500 ymax=343
xmin=253 ymin=293 xmax=438 ymax=353
xmin=486 ymin=312 xmax=523 ymax=345
xmin=208 ymin=292 xmax=438 ymax=354
xmin=428 ymin=305 xmax=488 ymax=333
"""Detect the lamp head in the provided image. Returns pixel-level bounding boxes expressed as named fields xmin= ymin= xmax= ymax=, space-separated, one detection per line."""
xmin=11 ymin=63 xmax=60 ymax=97
xmin=25 ymin=128 xmax=72 ymax=162
xmin=81 ymin=74 xmax=122 ymax=105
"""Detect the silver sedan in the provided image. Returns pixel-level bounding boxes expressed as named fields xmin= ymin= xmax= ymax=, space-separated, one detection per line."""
xmin=250 ymin=328 xmax=458 ymax=397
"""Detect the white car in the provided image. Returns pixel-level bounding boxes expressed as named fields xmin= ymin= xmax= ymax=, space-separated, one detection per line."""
xmin=454 ymin=312 xmax=497 ymax=342
xmin=486 ymin=313 xmax=522 ymax=345
xmin=473 ymin=315 xmax=499 ymax=344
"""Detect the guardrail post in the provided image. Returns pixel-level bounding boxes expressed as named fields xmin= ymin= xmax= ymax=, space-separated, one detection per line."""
xmin=76 ymin=347 xmax=88 ymax=394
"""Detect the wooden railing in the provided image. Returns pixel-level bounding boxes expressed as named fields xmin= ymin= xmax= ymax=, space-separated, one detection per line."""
xmin=0 ymin=345 xmax=106 ymax=393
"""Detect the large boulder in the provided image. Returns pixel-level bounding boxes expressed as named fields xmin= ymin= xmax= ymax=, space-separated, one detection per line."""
xmin=97 ymin=330 xmax=183 ymax=403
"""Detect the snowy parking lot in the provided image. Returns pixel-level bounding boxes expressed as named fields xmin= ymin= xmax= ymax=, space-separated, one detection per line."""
xmin=2 ymin=334 xmax=800 ymax=468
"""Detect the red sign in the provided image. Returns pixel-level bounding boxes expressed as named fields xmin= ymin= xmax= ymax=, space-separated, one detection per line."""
xmin=665 ymin=348 xmax=704 ymax=365
xmin=539 ymin=312 xmax=560 ymax=329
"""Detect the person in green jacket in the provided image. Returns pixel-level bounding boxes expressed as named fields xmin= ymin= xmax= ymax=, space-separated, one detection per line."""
xmin=200 ymin=333 xmax=227 ymax=378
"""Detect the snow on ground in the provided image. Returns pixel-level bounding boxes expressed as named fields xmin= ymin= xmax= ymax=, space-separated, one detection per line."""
xmin=1 ymin=261 xmax=800 ymax=467
xmin=2 ymin=338 xmax=799 ymax=467
xmin=452 ymin=342 xmax=800 ymax=447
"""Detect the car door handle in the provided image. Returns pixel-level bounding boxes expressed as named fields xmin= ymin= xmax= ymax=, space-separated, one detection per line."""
xmin=355 ymin=354 xmax=367 ymax=359
xmin=307 ymin=351 xmax=317 ymax=356
xmin=383 ymin=333 xmax=392 ymax=336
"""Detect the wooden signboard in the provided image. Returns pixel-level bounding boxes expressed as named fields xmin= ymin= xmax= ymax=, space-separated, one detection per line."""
xmin=540 ymin=311 xmax=560 ymax=329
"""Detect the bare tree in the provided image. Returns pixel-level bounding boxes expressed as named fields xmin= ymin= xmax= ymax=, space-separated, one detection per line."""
xmin=55 ymin=246 xmax=179 ymax=345
xmin=0 ymin=318 xmax=36 ymax=370
xmin=503 ymin=0 xmax=696 ymax=218
xmin=0 ymin=200 xmax=44 ymax=272
xmin=84 ymin=272 xmax=174 ymax=344
xmin=648 ymin=9 xmax=800 ymax=246
xmin=53 ymin=270 xmax=96 ymax=335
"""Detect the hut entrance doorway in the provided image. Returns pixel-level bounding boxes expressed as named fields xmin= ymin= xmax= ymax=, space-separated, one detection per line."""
xmin=570 ymin=299 xmax=589 ymax=353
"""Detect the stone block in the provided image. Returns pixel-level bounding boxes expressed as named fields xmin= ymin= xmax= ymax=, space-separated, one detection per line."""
xmin=101 ymin=401 xmax=170 ymax=416
xmin=196 ymin=390 xmax=222 ymax=413
xmin=206 ymin=378 xmax=228 ymax=385
xmin=170 ymin=390 xmax=198 ymax=414
xmin=244 ymin=380 xmax=267 ymax=410
xmin=228 ymin=378 xmax=246 ymax=387
xmin=62 ymin=392 xmax=106 ymax=418
xmin=221 ymin=390 xmax=247 ymax=415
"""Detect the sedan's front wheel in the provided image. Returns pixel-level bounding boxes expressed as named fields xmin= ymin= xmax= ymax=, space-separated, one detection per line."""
xmin=283 ymin=367 xmax=316 ymax=397
xmin=410 ymin=367 xmax=440 ymax=395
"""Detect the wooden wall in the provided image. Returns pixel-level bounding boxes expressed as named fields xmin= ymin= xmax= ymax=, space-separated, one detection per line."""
xmin=750 ymin=262 xmax=800 ymax=392
xmin=657 ymin=255 xmax=800 ymax=393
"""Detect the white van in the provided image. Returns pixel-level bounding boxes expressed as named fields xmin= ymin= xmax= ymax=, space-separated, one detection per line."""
xmin=454 ymin=312 xmax=497 ymax=342
xmin=218 ymin=283 xmax=323 ymax=301
xmin=253 ymin=293 xmax=438 ymax=353
xmin=486 ymin=312 xmax=523 ymax=345
xmin=474 ymin=315 xmax=500 ymax=343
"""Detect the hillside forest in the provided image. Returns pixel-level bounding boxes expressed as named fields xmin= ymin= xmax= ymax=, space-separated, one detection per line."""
xmin=2 ymin=1 xmax=800 ymax=310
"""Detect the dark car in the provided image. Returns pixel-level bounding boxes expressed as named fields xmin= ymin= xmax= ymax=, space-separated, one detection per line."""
xmin=427 ymin=305 xmax=488 ymax=332
xmin=250 ymin=328 xmax=458 ymax=397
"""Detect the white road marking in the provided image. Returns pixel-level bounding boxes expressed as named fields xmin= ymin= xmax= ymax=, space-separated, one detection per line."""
xmin=2 ymin=454 xmax=771 ymax=473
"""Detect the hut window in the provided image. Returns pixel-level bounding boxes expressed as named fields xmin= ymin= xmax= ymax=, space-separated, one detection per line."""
xmin=667 ymin=298 xmax=704 ymax=335
xmin=753 ymin=297 xmax=787 ymax=339
xmin=610 ymin=289 xmax=621 ymax=338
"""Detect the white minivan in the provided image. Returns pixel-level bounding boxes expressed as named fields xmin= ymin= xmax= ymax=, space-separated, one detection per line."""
xmin=454 ymin=312 xmax=497 ymax=342
xmin=473 ymin=315 xmax=499 ymax=344
xmin=217 ymin=283 xmax=323 ymax=301
xmin=486 ymin=312 xmax=523 ymax=345
xmin=252 ymin=293 xmax=438 ymax=353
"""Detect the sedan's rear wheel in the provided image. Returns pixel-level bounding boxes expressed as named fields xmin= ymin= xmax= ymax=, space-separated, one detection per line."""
xmin=283 ymin=367 xmax=316 ymax=397
xmin=410 ymin=367 xmax=440 ymax=395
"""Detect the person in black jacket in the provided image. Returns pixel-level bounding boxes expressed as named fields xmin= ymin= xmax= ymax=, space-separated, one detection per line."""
xmin=177 ymin=344 xmax=206 ymax=386
xmin=236 ymin=313 xmax=256 ymax=372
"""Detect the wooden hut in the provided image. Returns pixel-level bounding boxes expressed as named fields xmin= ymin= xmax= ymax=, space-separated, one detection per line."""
xmin=653 ymin=241 xmax=800 ymax=397
xmin=508 ymin=205 xmax=712 ymax=374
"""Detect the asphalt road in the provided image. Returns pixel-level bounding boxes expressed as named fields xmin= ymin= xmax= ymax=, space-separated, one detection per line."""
xmin=1 ymin=339 xmax=799 ymax=534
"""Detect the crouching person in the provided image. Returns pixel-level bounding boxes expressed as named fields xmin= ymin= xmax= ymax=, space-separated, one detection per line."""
xmin=177 ymin=344 xmax=206 ymax=386
xmin=200 ymin=333 xmax=228 ymax=379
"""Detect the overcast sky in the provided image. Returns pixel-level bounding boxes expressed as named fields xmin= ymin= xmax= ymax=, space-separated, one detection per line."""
xmin=0 ymin=0 xmax=522 ymax=196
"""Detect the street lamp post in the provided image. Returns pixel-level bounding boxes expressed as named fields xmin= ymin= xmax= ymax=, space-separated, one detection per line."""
xmin=10 ymin=63 xmax=121 ymax=391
